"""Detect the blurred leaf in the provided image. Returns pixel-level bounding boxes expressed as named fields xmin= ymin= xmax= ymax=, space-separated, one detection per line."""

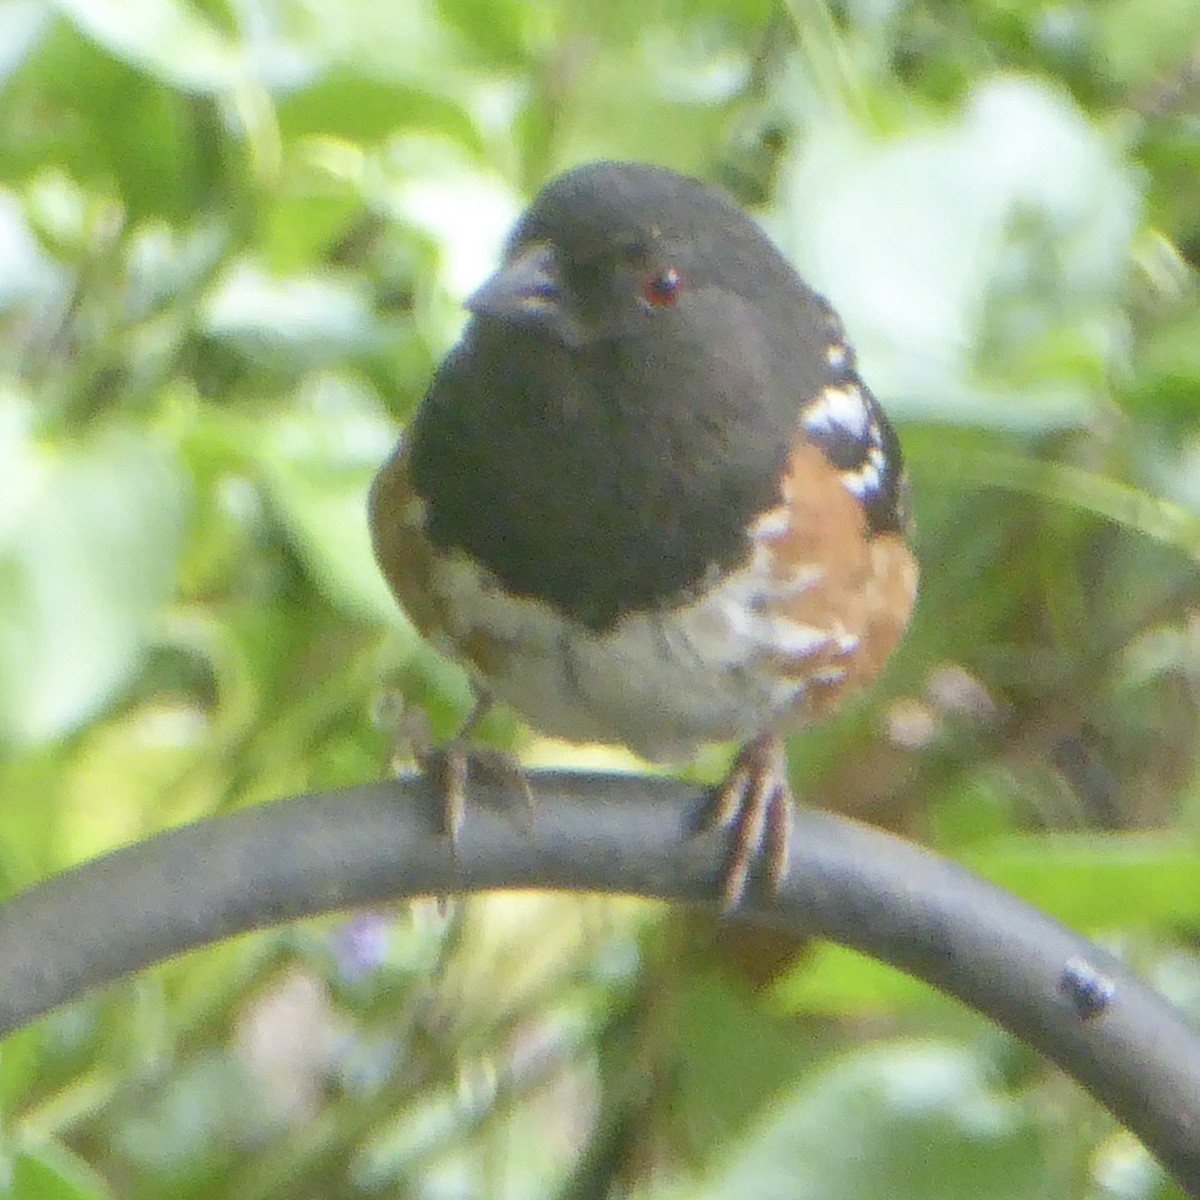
xmin=1095 ymin=0 xmax=1200 ymax=89
xmin=9 ymin=1141 xmax=112 ymax=1200
xmin=252 ymin=375 xmax=403 ymax=623
xmin=1124 ymin=300 xmax=1200 ymax=431
xmin=108 ymin=1049 xmax=273 ymax=1178
xmin=53 ymin=0 xmax=243 ymax=91
xmin=0 ymin=399 xmax=187 ymax=743
xmin=774 ymin=73 xmax=1140 ymax=428
xmin=57 ymin=699 xmax=212 ymax=861
xmin=943 ymin=448 xmax=1200 ymax=562
xmin=662 ymin=961 xmax=839 ymax=1140
xmin=699 ymin=1041 xmax=1046 ymax=1200
xmin=963 ymin=833 xmax=1200 ymax=929
xmin=6 ymin=23 xmax=231 ymax=222
xmin=773 ymin=943 xmax=940 ymax=1016
xmin=0 ymin=0 xmax=49 ymax=84
xmin=440 ymin=0 xmax=530 ymax=65
xmin=201 ymin=262 xmax=378 ymax=368
xmin=548 ymin=24 xmax=746 ymax=179
xmin=369 ymin=133 xmax=520 ymax=302
xmin=0 ymin=187 xmax=64 ymax=311
xmin=277 ymin=72 xmax=480 ymax=147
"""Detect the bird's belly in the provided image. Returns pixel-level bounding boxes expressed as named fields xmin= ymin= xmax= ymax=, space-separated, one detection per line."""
xmin=427 ymin=540 xmax=857 ymax=762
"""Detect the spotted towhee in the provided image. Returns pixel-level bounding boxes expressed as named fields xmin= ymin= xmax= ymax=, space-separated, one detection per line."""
xmin=370 ymin=161 xmax=917 ymax=907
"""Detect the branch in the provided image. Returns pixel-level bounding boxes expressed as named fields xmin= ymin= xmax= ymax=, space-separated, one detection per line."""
xmin=2 ymin=771 xmax=1198 ymax=1192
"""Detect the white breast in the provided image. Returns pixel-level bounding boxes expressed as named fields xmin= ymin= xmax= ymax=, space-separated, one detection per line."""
xmin=426 ymin=507 xmax=856 ymax=762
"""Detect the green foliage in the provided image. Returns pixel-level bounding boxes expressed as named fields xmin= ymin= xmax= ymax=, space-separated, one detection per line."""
xmin=703 ymin=1042 xmax=1049 ymax=1200
xmin=0 ymin=0 xmax=1198 ymax=1195
xmin=10 ymin=1141 xmax=113 ymax=1200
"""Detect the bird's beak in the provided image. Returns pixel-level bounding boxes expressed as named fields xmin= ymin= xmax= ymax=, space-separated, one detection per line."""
xmin=467 ymin=242 xmax=559 ymax=318
xmin=466 ymin=242 xmax=586 ymax=346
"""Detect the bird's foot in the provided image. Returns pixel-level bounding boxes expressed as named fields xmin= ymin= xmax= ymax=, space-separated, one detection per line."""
xmin=708 ymin=733 xmax=794 ymax=911
xmin=394 ymin=695 xmax=534 ymax=850
xmin=417 ymin=739 xmax=535 ymax=847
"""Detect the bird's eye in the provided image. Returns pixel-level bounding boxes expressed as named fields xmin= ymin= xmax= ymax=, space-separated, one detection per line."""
xmin=644 ymin=267 xmax=681 ymax=307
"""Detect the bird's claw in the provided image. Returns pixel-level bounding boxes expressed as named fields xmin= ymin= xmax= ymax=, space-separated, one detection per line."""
xmin=417 ymin=741 xmax=536 ymax=848
xmin=709 ymin=734 xmax=794 ymax=911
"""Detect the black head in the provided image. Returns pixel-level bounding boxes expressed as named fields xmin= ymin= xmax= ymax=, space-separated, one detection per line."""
xmin=466 ymin=161 xmax=803 ymax=347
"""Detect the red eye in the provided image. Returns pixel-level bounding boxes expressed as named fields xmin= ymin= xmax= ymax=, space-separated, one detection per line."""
xmin=644 ymin=267 xmax=681 ymax=307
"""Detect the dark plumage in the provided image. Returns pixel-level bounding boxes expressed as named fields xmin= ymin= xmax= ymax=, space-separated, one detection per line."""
xmin=370 ymin=161 xmax=917 ymax=906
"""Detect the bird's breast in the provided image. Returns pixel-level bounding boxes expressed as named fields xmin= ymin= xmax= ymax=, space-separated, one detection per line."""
xmin=409 ymin=319 xmax=787 ymax=631
xmin=382 ymin=440 xmax=916 ymax=760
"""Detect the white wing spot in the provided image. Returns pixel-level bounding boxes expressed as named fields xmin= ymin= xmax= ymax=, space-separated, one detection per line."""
xmin=840 ymin=469 xmax=872 ymax=498
xmin=804 ymin=384 xmax=870 ymax=439
xmin=839 ymin=453 xmax=884 ymax=498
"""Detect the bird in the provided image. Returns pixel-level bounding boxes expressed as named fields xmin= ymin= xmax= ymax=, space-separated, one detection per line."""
xmin=369 ymin=160 xmax=917 ymax=908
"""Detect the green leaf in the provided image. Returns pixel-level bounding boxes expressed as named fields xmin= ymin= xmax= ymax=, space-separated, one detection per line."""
xmin=0 ymin=398 xmax=187 ymax=743
xmin=0 ymin=0 xmax=48 ymax=87
xmin=700 ymin=1041 xmax=1047 ymax=1200
xmin=277 ymin=72 xmax=480 ymax=148
xmin=201 ymin=262 xmax=379 ymax=368
xmin=939 ymin=448 xmax=1200 ymax=564
xmin=962 ymin=833 xmax=1200 ymax=929
xmin=0 ymin=188 xmax=62 ymax=311
xmin=53 ymin=0 xmax=242 ymax=91
xmin=772 ymin=74 xmax=1140 ymax=429
xmin=252 ymin=375 xmax=405 ymax=623
xmin=772 ymin=943 xmax=940 ymax=1016
xmin=9 ymin=1142 xmax=113 ymax=1200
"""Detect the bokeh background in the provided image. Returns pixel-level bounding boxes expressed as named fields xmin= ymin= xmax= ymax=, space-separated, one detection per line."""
xmin=2 ymin=0 xmax=1200 ymax=1196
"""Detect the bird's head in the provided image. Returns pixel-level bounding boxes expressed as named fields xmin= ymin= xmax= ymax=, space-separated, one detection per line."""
xmin=465 ymin=161 xmax=767 ymax=347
